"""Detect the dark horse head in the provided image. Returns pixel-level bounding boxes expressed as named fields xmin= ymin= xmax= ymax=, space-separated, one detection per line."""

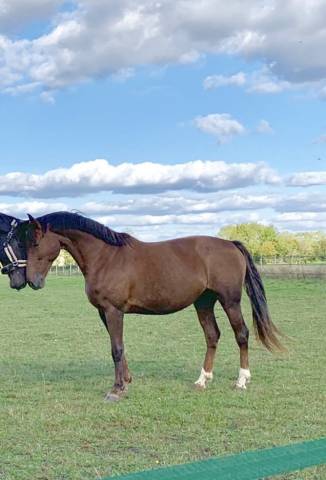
xmin=0 ymin=213 xmax=27 ymax=290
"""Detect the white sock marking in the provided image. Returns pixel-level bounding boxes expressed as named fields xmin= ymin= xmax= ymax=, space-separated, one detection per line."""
xmin=236 ymin=368 xmax=251 ymax=389
xmin=194 ymin=368 xmax=213 ymax=388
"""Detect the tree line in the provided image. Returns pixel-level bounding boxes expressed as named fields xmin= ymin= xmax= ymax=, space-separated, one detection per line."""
xmin=218 ymin=223 xmax=326 ymax=258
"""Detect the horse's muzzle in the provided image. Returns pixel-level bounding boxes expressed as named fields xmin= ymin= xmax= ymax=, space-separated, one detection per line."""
xmin=28 ymin=273 xmax=45 ymax=290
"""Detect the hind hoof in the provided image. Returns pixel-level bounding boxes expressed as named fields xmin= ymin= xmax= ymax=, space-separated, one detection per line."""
xmin=194 ymin=382 xmax=206 ymax=391
xmin=235 ymin=368 xmax=251 ymax=390
xmin=234 ymin=383 xmax=247 ymax=391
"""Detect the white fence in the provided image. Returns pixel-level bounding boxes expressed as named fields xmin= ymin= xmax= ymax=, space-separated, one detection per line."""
xmin=49 ymin=264 xmax=81 ymax=275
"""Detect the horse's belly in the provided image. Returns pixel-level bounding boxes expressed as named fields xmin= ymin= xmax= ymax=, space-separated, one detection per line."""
xmin=123 ymin=304 xmax=186 ymax=315
xmin=123 ymin=283 xmax=204 ymax=314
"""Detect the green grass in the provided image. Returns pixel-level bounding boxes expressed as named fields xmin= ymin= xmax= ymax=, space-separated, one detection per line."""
xmin=0 ymin=276 xmax=325 ymax=480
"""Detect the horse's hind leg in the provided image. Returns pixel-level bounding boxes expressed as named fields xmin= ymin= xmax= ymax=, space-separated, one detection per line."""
xmin=222 ymin=300 xmax=251 ymax=389
xmin=194 ymin=291 xmax=220 ymax=390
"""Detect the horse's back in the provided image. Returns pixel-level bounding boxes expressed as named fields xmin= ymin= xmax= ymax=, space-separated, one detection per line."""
xmin=132 ymin=235 xmax=246 ymax=288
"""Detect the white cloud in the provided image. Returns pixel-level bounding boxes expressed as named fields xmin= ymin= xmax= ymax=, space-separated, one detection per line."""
xmin=288 ymin=171 xmax=326 ymax=187
xmin=2 ymin=1 xmax=326 ymax=96
xmin=194 ymin=113 xmax=246 ymax=143
xmin=203 ymin=72 xmax=246 ymax=90
xmin=274 ymin=192 xmax=326 ymax=213
xmin=2 ymin=81 xmax=41 ymax=95
xmin=274 ymin=211 xmax=326 ymax=232
xmin=204 ymin=66 xmax=294 ymax=95
xmin=95 ymin=210 xmax=267 ymax=228
xmin=0 ymin=159 xmax=280 ymax=198
xmin=93 ymin=210 xmax=271 ymax=241
xmin=0 ymin=200 xmax=67 ymax=217
xmin=78 ymin=190 xmax=326 ymax=235
xmin=257 ymin=119 xmax=274 ymax=134
xmin=82 ymin=193 xmax=276 ymax=217
xmin=111 ymin=67 xmax=135 ymax=83
xmin=79 ymin=192 xmax=326 ymax=218
xmin=247 ymin=67 xmax=292 ymax=94
xmin=1 ymin=190 xmax=326 ymax=238
xmin=87 ymin=210 xmax=326 ymax=237
xmin=0 ymin=0 xmax=64 ymax=33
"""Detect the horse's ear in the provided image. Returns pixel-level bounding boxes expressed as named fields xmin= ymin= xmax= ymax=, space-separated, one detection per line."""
xmin=27 ymin=213 xmax=43 ymax=244
xmin=27 ymin=214 xmax=42 ymax=231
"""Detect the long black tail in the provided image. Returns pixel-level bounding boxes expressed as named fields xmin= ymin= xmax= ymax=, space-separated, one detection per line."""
xmin=232 ymin=240 xmax=284 ymax=352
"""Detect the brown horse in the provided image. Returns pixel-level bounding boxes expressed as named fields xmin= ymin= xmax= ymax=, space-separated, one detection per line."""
xmin=20 ymin=212 xmax=282 ymax=401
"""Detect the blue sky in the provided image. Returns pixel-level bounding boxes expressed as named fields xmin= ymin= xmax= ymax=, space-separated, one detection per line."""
xmin=1 ymin=0 xmax=326 ymax=239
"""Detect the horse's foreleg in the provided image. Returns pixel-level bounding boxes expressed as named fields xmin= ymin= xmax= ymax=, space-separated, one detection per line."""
xmin=102 ymin=305 xmax=131 ymax=401
xmin=194 ymin=301 xmax=220 ymax=390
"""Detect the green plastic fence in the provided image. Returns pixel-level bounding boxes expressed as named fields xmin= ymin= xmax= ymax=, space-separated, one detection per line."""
xmin=104 ymin=437 xmax=326 ymax=480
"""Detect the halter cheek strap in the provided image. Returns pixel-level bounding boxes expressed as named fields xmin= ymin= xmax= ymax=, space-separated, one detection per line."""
xmin=1 ymin=219 xmax=27 ymax=274
xmin=3 ymin=244 xmax=27 ymax=267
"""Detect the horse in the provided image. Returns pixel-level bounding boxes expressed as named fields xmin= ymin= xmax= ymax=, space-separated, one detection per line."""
xmin=0 ymin=213 xmax=27 ymax=290
xmin=19 ymin=211 xmax=283 ymax=401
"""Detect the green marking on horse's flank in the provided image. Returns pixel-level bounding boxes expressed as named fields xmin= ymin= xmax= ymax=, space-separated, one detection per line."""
xmin=106 ymin=438 xmax=326 ymax=480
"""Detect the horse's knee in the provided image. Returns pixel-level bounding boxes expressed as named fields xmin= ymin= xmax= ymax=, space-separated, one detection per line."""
xmin=111 ymin=346 xmax=123 ymax=363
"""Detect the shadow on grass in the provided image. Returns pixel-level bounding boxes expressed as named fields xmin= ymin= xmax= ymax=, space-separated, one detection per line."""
xmin=0 ymin=358 xmax=205 ymax=386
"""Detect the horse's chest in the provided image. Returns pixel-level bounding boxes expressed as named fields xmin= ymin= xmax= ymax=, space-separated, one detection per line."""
xmin=85 ymin=282 xmax=100 ymax=307
xmin=85 ymin=280 xmax=127 ymax=310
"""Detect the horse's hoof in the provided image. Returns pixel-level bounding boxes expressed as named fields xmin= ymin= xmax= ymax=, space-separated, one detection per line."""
xmin=105 ymin=384 xmax=129 ymax=402
xmin=234 ymin=383 xmax=247 ymax=391
xmin=194 ymin=382 xmax=206 ymax=391
xmin=235 ymin=369 xmax=251 ymax=390
xmin=105 ymin=392 xmax=122 ymax=402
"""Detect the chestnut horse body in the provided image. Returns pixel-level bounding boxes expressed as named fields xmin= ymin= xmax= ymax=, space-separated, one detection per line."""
xmin=20 ymin=212 xmax=282 ymax=401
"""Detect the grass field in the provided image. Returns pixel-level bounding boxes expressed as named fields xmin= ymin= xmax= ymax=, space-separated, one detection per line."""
xmin=0 ymin=275 xmax=325 ymax=479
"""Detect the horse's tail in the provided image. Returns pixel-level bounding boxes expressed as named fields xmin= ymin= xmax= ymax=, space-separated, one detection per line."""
xmin=232 ymin=240 xmax=284 ymax=352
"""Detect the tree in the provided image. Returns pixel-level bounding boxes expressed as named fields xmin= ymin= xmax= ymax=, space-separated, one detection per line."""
xmin=218 ymin=223 xmax=326 ymax=258
xmin=218 ymin=223 xmax=278 ymax=257
xmin=277 ymin=233 xmax=300 ymax=256
xmin=53 ymin=250 xmax=75 ymax=266
xmin=260 ymin=240 xmax=277 ymax=257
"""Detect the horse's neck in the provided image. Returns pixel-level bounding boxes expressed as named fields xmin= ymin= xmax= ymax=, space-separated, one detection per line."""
xmin=56 ymin=230 xmax=108 ymax=275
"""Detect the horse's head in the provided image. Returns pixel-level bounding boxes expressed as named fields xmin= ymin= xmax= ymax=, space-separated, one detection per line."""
xmin=0 ymin=214 xmax=27 ymax=290
xmin=23 ymin=215 xmax=61 ymax=290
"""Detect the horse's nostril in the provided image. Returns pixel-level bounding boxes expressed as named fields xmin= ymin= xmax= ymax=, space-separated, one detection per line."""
xmin=13 ymin=283 xmax=26 ymax=291
xmin=27 ymin=274 xmax=44 ymax=290
xmin=28 ymin=281 xmax=40 ymax=290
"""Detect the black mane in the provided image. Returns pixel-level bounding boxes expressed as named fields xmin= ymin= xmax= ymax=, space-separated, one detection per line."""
xmin=0 ymin=213 xmax=21 ymax=233
xmin=36 ymin=212 xmax=131 ymax=247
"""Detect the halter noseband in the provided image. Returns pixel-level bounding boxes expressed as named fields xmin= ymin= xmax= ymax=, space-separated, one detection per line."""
xmin=1 ymin=219 xmax=27 ymax=275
